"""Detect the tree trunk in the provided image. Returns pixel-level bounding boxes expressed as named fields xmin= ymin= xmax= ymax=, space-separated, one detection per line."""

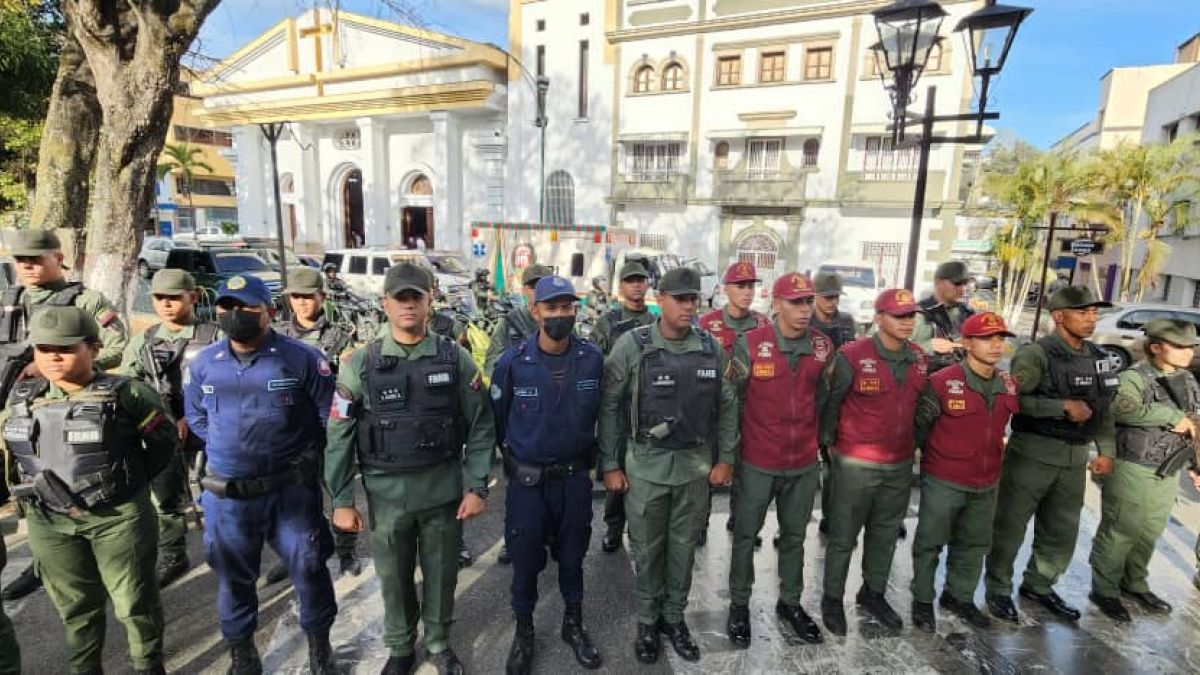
xmin=61 ymin=0 xmax=221 ymax=312
xmin=30 ymin=32 xmax=100 ymax=273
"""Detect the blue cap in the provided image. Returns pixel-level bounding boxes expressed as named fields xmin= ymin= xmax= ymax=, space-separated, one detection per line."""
xmin=216 ymin=275 xmax=272 ymax=306
xmin=534 ymin=275 xmax=578 ymax=304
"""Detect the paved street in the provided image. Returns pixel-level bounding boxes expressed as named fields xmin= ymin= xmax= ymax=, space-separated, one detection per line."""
xmin=6 ymin=474 xmax=1200 ymax=674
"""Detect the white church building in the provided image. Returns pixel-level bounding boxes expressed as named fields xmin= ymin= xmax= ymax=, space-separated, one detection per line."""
xmin=195 ymin=9 xmax=509 ymax=254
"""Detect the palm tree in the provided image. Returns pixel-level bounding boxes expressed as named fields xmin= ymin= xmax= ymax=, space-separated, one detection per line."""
xmin=1085 ymin=135 xmax=1199 ymax=302
xmin=156 ymin=143 xmax=213 ymax=234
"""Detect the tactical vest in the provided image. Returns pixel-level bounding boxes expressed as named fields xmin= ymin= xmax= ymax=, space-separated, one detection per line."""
xmin=811 ymin=312 xmax=856 ymax=350
xmin=278 ymin=317 xmax=351 ymax=364
xmin=632 ymin=326 xmax=721 ymax=450
xmin=356 ymin=335 xmax=464 ymax=472
xmin=699 ymin=309 xmax=769 ymax=355
xmin=605 ymin=307 xmax=652 ymax=351
xmin=0 ymin=283 xmax=86 ymax=345
xmin=923 ymin=363 xmax=1019 ymax=488
xmin=1010 ymin=336 xmax=1119 ymax=443
xmin=834 ymin=337 xmax=928 ymax=464
xmin=1116 ymin=363 xmax=1200 ymax=469
xmin=505 ymin=308 xmax=537 ymax=349
xmin=918 ymin=298 xmax=974 ymax=373
xmin=429 ymin=311 xmax=457 ymax=340
xmin=3 ymin=374 xmax=145 ymax=513
xmin=739 ymin=326 xmax=831 ymax=471
xmin=139 ymin=322 xmax=219 ymax=415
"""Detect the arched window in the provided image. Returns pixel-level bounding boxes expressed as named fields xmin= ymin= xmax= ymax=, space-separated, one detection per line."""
xmin=803 ymin=138 xmax=820 ymax=167
xmin=633 ymin=65 xmax=654 ymax=93
xmin=545 ymin=171 xmax=575 ymax=224
xmin=280 ymin=173 xmax=295 ymax=196
xmin=736 ymin=233 xmax=779 ymax=285
xmin=714 ymin=141 xmax=730 ymax=170
xmin=662 ymin=62 xmax=685 ymax=91
xmin=408 ymin=174 xmax=432 ymax=196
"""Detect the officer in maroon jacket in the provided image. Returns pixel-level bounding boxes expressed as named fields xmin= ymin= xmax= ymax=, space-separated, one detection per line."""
xmin=819 ymin=288 xmax=929 ymax=636
xmin=724 ymin=272 xmax=832 ymax=648
xmin=910 ymin=312 xmax=1019 ymax=632
xmin=698 ymin=261 xmax=769 ymax=544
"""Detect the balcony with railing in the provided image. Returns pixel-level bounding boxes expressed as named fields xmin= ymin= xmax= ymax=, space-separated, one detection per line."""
xmin=712 ymin=166 xmax=809 ymax=205
xmin=611 ymin=171 xmax=691 ymax=204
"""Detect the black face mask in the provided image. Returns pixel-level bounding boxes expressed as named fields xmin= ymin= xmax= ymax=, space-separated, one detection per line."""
xmin=543 ymin=316 xmax=575 ymax=341
xmin=219 ymin=309 xmax=264 ymax=343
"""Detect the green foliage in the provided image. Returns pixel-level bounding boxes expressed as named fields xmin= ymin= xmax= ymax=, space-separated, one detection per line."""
xmin=157 ymin=143 xmax=214 ymax=207
xmin=0 ymin=0 xmax=60 ymax=120
xmin=218 ymin=220 xmax=238 ymax=235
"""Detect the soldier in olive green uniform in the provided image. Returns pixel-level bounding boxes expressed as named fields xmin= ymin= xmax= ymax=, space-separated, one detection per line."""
xmin=1 ymin=229 xmax=129 ymax=602
xmin=1088 ymin=319 xmax=1199 ymax=622
xmin=598 ymin=267 xmax=739 ymax=664
xmin=483 ymin=265 xmax=552 ymax=377
xmin=810 ymin=272 xmax=857 ymax=535
xmin=984 ymin=286 xmax=1118 ymax=623
xmin=270 ymin=266 xmax=361 ymax=580
xmin=326 ymin=263 xmax=495 ymax=675
xmin=120 ymin=269 xmax=219 ymax=588
xmin=594 ymin=262 xmax=656 ymax=552
xmin=913 ymin=261 xmax=974 ymax=374
xmin=2 ymin=306 xmax=179 ymax=674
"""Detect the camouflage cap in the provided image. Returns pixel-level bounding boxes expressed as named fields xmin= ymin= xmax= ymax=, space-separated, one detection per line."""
xmin=618 ymin=261 xmax=650 ymax=281
xmin=28 ymin=306 xmax=99 ymax=346
xmin=1144 ymin=318 xmax=1199 ymax=347
xmin=813 ymin=272 xmax=843 ymax=297
xmin=10 ymin=229 xmax=62 ymax=256
xmin=521 ymin=264 xmax=554 ymax=286
xmin=384 ymin=262 xmax=433 ymax=296
xmin=150 ymin=268 xmax=196 ymax=295
xmin=934 ymin=260 xmax=969 ymax=283
xmin=282 ymin=266 xmax=324 ymax=295
xmin=658 ymin=267 xmax=702 ymax=296
xmin=1047 ymin=285 xmax=1112 ymax=311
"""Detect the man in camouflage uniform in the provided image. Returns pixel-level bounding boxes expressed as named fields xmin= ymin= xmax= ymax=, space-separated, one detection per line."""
xmin=273 ymin=266 xmax=361 ymax=579
xmin=484 ymin=265 xmax=551 ymax=377
xmin=913 ymin=261 xmax=974 ymax=374
xmin=1089 ymin=318 xmax=1198 ymax=622
xmin=809 ymin=271 xmax=857 ymax=536
xmin=120 ymin=268 xmax=219 ymax=587
xmin=593 ymin=262 xmax=656 ymax=552
xmin=984 ymin=286 xmax=1117 ymax=623
xmin=0 ymin=228 xmax=129 ymax=601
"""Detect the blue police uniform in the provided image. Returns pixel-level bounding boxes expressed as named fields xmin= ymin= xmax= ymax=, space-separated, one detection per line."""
xmin=183 ymin=280 xmax=337 ymax=644
xmin=491 ymin=330 xmax=603 ymax=616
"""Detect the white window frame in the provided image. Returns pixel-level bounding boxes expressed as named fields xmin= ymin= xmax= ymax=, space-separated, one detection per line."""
xmin=625 ymin=142 xmax=684 ymax=182
xmin=745 ymin=138 xmax=783 ymax=180
xmin=863 ymin=136 xmax=917 ymax=181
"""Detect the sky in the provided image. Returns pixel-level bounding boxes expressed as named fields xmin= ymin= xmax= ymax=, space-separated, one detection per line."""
xmin=195 ymin=0 xmax=1198 ymax=149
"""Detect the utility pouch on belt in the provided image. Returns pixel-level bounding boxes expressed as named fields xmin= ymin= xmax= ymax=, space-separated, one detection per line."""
xmin=504 ymin=454 xmax=543 ymax=487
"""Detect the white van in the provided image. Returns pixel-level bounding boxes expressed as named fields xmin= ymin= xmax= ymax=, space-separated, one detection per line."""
xmin=815 ymin=261 xmax=886 ymax=331
xmin=323 ymin=248 xmax=474 ymax=311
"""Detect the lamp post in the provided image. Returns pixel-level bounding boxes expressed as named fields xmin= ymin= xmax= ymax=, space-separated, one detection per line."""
xmin=535 ymin=75 xmax=550 ymax=224
xmin=872 ymin=0 xmax=1032 ymax=290
xmin=259 ymin=122 xmax=290 ymax=292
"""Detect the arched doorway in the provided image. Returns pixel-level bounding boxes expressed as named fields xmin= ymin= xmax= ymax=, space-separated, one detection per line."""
xmin=341 ymin=168 xmax=364 ymax=248
xmin=400 ymin=173 xmax=434 ymax=249
xmin=735 ymin=231 xmax=781 ymax=289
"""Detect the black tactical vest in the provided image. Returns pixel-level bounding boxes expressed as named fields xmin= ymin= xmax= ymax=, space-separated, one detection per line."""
xmin=918 ymin=297 xmax=974 ymax=373
xmin=505 ymin=308 xmax=537 ymax=348
xmin=356 ymin=335 xmax=464 ymax=472
xmin=278 ymin=316 xmax=351 ymax=364
xmin=139 ymin=322 xmax=219 ymax=415
xmin=633 ymin=326 xmax=721 ymax=450
xmin=3 ymin=374 xmax=146 ymax=513
xmin=1117 ymin=363 xmax=1200 ymax=469
xmin=1011 ymin=336 xmax=1119 ymax=443
xmin=810 ymin=312 xmax=856 ymax=350
xmin=0 ymin=284 xmax=86 ymax=404
xmin=607 ymin=308 xmax=652 ymax=350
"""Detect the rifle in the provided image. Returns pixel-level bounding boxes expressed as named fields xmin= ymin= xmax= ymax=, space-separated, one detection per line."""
xmin=1152 ymin=373 xmax=1200 ymax=478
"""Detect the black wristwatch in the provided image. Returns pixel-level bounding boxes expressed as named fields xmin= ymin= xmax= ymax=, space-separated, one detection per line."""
xmin=468 ymin=486 xmax=490 ymax=500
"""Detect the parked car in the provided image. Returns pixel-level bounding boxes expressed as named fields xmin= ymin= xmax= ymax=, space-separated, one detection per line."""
xmin=1092 ymin=303 xmax=1200 ymax=374
xmin=682 ymin=259 xmax=718 ymax=307
xmin=322 ymin=248 xmax=475 ymax=314
xmin=815 ymin=261 xmax=886 ymax=332
xmin=164 ymin=246 xmax=282 ymax=296
xmin=137 ymin=236 xmax=195 ymax=278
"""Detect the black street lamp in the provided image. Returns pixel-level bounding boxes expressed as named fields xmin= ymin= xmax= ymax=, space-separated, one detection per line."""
xmin=872 ymin=0 xmax=1032 ymax=290
xmin=535 ymin=75 xmax=550 ymax=224
xmin=259 ymin=122 xmax=290 ymax=292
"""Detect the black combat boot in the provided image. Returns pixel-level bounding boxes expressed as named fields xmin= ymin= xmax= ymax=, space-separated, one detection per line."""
xmin=561 ymin=607 xmax=601 ymax=669
xmin=226 ymin=639 xmax=262 ymax=675
xmin=1 ymin=564 xmax=41 ymax=600
xmin=156 ymin=552 xmax=190 ymax=589
xmin=307 ymin=628 xmax=335 ymax=674
xmin=506 ymin=615 xmax=535 ymax=675
xmin=821 ymin=596 xmax=847 ymax=637
xmin=726 ymin=604 xmax=751 ymax=648
xmin=380 ymin=653 xmax=415 ymax=675
xmin=338 ymin=552 xmax=363 ymax=577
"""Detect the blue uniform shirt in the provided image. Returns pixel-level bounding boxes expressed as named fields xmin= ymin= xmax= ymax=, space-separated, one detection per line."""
xmin=491 ymin=332 xmax=603 ymax=465
xmin=184 ymin=329 xmax=336 ymax=479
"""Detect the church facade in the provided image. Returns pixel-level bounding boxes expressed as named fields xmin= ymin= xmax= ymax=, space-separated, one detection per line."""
xmin=196 ymin=9 xmax=509 ymax=254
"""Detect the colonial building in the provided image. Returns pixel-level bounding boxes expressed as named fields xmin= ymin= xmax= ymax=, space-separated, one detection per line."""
xmin=195 ymin=9 xmax=508 ymax=253
xmin=508 ymin=0 xmax=988 ymax=292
